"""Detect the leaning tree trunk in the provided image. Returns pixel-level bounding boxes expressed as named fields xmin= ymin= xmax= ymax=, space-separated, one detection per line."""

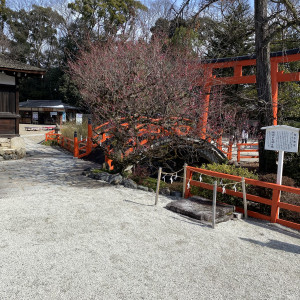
xmin=255 ymin=0 xmax=277 ymax=172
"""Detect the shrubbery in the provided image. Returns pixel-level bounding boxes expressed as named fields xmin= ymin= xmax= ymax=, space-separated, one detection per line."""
xmin=60 ymin=120 xmax=88 ymax=140
xmin=255 ymin=174 xmax=300 ymax=223
xmin=190 ymin=163 xmax=258 ymax=206
xmin=283 ymin=153 xmax=300 ymax=187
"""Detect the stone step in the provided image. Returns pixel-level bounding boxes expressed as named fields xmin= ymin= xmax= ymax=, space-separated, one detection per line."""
xmin=0 ymin=138 xmax=10 ymax=143
xmin=0 ymin=148 xmax=16 ymax=155
xmin=0 ymin=142 xmax=11 ymax=148
xmin=165 ymin=195 xmax=235 ymax=224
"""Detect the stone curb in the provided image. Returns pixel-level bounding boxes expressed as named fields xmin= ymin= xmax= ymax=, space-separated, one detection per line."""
xmin=82 ymin=169 xmax=177 ymax=196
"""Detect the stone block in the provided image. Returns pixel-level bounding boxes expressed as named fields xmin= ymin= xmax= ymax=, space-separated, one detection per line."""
xmin=166 ymin=196 xmax=234 ymax=223
xmin=160 ymin=187 xmax=170 ymax=196
xmin=0 ymin=138 xmax=10 ymax=143
xmin=1 ymin=148 xmax=15 ymax=155
xmin=97 ymin=172 xmax=111 ymax=182
xmin=10 ymin=137 xmax=25 ymax=150
xmin=15 ymin=148 xmax=26 ymax=159
xmin=109 ymin=174 xmax=123 ymax=185
xmin=137 ymin=185 xmax=148 ymax=191
xmin=170 ymin=191 xmax=182 ymax=197
xmin=0 ymin=142 xmax=10 ymax=148
xmin=233 ymin=212 xmax=243 ymax=219
xmin=122 ymin=178 xmax=138 ymax=189
xmin=3 ymin=153 xmax=17 ymax=160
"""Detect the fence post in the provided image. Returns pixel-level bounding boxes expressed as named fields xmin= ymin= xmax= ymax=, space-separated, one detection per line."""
xmin=217 ymin=136 xmax=222 ymax=150
xmin=182 ymin=163 xmax=187 ymax=198
xmin=241 ymin=177 xmax=248 ymax=219
xmin=228 ymin=141 xmax=233 ymax=160
xmin=74 ymin=131 xmax=79 ymax=158
xmin=212 ymin=181 xmax=217 ymax=229
xmin=87 ymin=118 xmax=92 ymax=154
xmin=155 ymin=167 xmax=162 ymax=205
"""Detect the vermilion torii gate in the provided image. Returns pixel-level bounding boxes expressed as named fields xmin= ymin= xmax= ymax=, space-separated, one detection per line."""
xmin=199 ymin=48 xmax=300 ymax=138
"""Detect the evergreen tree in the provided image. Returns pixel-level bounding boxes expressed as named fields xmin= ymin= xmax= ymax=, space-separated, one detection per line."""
xmin=68 ymin=0 xmax=147 ymax=38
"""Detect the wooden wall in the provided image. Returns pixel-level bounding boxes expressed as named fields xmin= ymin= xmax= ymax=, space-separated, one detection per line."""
xmin=0 ymin=79 xmax=19 ymax=137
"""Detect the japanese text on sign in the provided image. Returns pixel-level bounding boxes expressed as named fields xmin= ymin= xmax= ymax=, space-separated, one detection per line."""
xmin=265 ymin=129 xmax=299 ymax=152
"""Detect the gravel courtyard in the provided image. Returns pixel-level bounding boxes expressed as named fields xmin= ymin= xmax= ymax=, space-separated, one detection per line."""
xmin=0 ymin=131 xmax=299 ymax=300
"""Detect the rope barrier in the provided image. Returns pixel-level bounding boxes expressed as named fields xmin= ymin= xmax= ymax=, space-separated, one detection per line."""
xmin=160 ymin=166 xmax=243 ymax=195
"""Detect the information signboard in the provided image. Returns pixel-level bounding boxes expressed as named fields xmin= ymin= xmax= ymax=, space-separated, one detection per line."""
xmin=261 ymin=125 xmax=299 ymax=190
xmin=262 ymin=125 xmax=299 ymax=153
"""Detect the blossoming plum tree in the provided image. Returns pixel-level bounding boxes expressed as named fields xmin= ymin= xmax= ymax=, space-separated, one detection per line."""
xmin=69 ymin=38 xmax=236 ymax=170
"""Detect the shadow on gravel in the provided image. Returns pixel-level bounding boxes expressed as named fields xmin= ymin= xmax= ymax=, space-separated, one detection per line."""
xmin=244 ymin=219 xmax=300 ymax=240
xmin=240 ymin=238 xmax=300 ymax=254
xmin=124 ymin=199 xmax=154 ymax=207
xmin=168 ymin=215 xmax=210 ymax=228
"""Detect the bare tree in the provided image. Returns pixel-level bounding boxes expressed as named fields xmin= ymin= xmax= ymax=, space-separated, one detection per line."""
xmin=255 ymin=0 xmax=300 ymax=125
xmin=254 ymin=0 xmax=300 ymax=170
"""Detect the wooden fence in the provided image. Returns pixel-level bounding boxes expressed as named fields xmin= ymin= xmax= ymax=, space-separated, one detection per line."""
xmin=237 ymin=142 xmax=259 ymax=162
xmin=184 ymin=165 xmax=300 ymax=231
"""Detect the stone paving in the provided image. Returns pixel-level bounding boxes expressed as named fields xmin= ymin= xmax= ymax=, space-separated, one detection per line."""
xmin=0 ymin=136 xmax=107 ymax=196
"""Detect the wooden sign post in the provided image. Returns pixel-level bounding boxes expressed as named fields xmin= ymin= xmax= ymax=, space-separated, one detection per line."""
xmin=261 ymin=125 xmax=299 ymax=184
xmin=261 ymin=125 xmax=299 ymax=218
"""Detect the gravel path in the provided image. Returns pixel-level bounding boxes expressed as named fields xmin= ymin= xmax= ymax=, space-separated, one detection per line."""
xmin=0 ymin=134 xmax=299 ymax=300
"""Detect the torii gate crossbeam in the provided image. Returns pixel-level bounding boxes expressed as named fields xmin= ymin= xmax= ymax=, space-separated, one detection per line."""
xmin=199 ymin=48 xmax=300 ymax=138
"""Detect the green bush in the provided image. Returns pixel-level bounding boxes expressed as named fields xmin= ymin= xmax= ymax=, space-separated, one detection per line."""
xmin=42 ymin=140 xmax=58 ymax=146
xmin=254 ymin=174 xmax=300 ymax=223
xmin=283 ymin=152 xmax=300 ymax=187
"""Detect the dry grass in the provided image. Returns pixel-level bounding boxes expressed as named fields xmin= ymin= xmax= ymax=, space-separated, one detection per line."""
xmin=61 ymin=120 xmax=88 ymax=141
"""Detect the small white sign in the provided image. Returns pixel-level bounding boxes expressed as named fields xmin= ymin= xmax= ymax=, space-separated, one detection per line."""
xmin=262 ymin=125 xmax=299 ymax=153
xmin=32 ymin=112 xmax=38 ymax=120
xmin=76 ymin=113 xmax=83 ymax=125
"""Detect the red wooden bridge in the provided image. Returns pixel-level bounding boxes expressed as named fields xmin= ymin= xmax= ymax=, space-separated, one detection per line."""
xmin=46 ymin=48 xmax=300 ymax=167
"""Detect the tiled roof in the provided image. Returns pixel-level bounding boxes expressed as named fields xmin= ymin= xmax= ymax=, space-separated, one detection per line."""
xmin=0 ymin=55 xmax=45 ymax=74
xmin=19 ymin=100 xmax=79 ymax=110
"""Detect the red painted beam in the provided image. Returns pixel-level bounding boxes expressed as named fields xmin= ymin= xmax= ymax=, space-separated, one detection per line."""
xmin=277 ymin=71 xmax=300 ymax=82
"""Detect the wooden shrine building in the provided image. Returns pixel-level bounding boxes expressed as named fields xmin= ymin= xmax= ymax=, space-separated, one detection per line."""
xmin=0 ymin=55 xmax=45 ymax=137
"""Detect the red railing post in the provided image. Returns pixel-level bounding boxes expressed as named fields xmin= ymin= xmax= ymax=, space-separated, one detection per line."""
xmin=228 ymin=141 xmax=233 ymax=160
xmin=87 ymin=117 xmax=92 ymax=154
xmin=217 ymin=136 xmax=222 ymax=150
xmin=184 ymin=169 xmax=193 ymax=198
xmin=270 ymin=189 xmax=280 ymax=223
xmin=74 ymin=131 xmax=79 ymax=158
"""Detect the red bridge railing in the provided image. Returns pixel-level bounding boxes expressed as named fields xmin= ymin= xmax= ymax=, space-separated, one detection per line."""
xmin=237 ymin=142 xmax=259 ymax=162
xmin=45 ymin=121 xmax=252 ymax=169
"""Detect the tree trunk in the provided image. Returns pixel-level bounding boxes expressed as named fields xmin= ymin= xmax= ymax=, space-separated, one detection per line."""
xmin=255 ymin=0 xmax=276 ymax=172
